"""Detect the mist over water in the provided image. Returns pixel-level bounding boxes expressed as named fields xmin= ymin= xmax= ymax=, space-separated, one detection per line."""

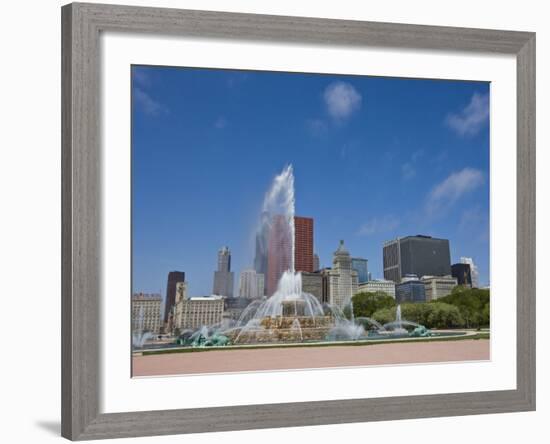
xmin=255 ymin=165 xmax=296 ymax=275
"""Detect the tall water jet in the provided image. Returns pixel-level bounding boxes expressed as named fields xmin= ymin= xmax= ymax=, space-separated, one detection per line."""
xmin=262 ymin=164 xmax=296 ymax=272
xmin=254 ymin=165 xmax=296 ymax=295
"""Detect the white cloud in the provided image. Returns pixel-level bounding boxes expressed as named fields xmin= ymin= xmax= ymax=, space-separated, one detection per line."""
xmin=446 ymin=92 xmax=489 ymax=136
xmin=133 ymin=87 xmax=167 ymax=116
xmin=426 ymin=168 xmax=484 ymax=215
xmin=323 ymin=81 xmax=362 ymax=121
xmin=357 ymin=216 xmax=400 ymax=236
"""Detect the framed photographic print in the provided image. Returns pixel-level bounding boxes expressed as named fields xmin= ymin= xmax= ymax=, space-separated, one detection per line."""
xmin=61 ymin=2 xmax=536 ymax=440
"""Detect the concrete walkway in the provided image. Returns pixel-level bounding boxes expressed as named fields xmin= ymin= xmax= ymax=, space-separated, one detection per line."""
xmin=133 ymin=338 xmax=489 ymax=377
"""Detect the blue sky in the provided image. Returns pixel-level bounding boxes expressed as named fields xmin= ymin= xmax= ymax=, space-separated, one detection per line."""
xmin=132 ymin=66 xmax=490 ymax=297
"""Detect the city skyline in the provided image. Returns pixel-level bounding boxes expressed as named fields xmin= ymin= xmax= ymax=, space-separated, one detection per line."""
xmin=132 ymin=66 xmax=490 ymax=297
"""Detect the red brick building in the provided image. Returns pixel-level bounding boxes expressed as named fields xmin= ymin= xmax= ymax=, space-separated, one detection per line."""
xmin=294 ymin=216 xmax=314 ymax=273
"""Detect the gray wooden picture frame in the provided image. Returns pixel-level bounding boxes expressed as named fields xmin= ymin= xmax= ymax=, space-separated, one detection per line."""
xmin=61 ymin=2 xmax=536 ymax=440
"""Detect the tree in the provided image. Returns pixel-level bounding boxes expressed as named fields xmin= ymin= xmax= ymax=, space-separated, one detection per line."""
xmin=371 ymin=307 xmax=396 ymax=325
xmin=352 ymin=291 xmax=396 ymax=318
xmin=426 ymin=303 xmax=464 ymax=329
xmin=436 ymin=287 xmax=490 ymax=328
xmin=401 ymin=303 xmax=432 ymax=326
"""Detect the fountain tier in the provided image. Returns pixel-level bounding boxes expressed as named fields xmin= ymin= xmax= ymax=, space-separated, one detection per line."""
xmin=231 ymin=270 xmax=332 ymax=344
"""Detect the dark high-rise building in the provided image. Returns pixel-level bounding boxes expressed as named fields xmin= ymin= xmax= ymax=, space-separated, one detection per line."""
xmin=294 ymin=216 xmax=314 ymax=273
xmin=164 ymin=271 xmax=185 ymax=322
xmin=351 ymin=257 xmax=369 ymax=284
xmin=383 ymin=235 xmax=451 ymax=283
xmin=267 ymin=214 xmax=292 ymax=295
xmin=395 ymin=275 xmax=426 ymax=303
xmin=451 ymin=263 xmax=472 ymax=287
xmin=212 ymin=246 xmax=234 ymax=297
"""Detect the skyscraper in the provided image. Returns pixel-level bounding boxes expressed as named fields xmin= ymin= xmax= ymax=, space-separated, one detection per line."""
xmin=351 ymin=257 xmax=369 ymax=283
xmin=164 ymin=271 xmax=185 ymax=322
xmin=451 ymin=263 xmax=472 ymax=287
xmin=313 ymin=253 xmax=320 ymax=272
xmin=326 ymin=240 xmax=358 ymax=308
xmin=294 ymin=216 xmax=314 ymax=273
xmin=212 ymin=246 xmax=234 ymax=297
xmin=266 ymin=215 xmax=292 ymax=295
xmin=238 ymin=269 xmax=265 ymax=299
xmin=383 ymin=235 xmax=451 ymax=283
xmin=460 ymin=257 xmax=480 ymax=288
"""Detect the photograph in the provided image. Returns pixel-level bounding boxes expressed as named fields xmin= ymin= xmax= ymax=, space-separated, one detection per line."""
xmin=0 ymin=0 xmax=541 ymax=441
xmin=130 ymin=65 xmax=491 ymax=377
xmin=0 ymin=0 xmax=540 ymax=441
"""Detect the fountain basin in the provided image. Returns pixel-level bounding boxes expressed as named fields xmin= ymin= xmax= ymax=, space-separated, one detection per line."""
xmin=231 ymin=314 xmax=333 ymax=344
